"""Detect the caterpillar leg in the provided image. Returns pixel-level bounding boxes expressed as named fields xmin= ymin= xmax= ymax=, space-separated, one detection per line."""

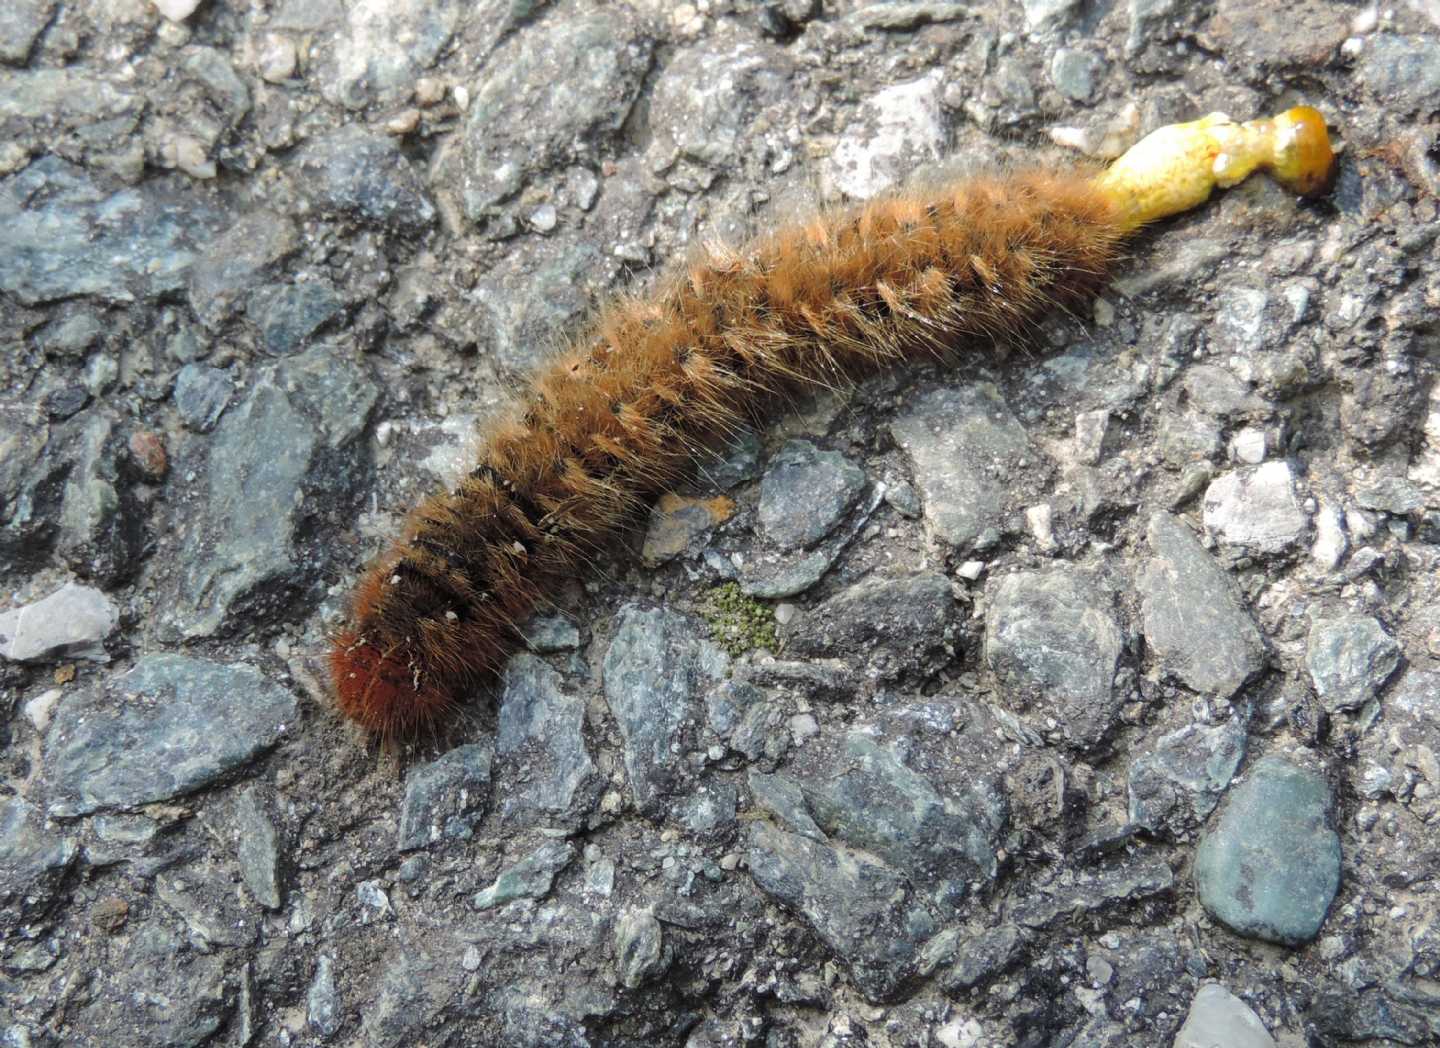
xmin=1092 ymin=106 xmax=1335 ymax=231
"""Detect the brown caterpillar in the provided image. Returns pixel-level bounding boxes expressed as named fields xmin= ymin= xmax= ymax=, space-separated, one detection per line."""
xmin=330 ymin=107 xmax=1336 ymax=741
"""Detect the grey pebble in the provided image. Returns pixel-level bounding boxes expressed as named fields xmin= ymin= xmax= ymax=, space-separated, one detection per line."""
xmin=602 ymin=605 xmax=727 ymax=811
xmin=518 ymin=615 xmax=583 ymax=653
xmin=889 ymin=382 xmax=1030 ymax=549
xmin=43 ymin=654 xmax=297 ymax=817
xmin=37 ymin=307 xmax=104 ymax=357
xmin=461 ymin=13 xmax=653 ymax=217
xmin=740 ymin=483 xmax=884 ymax=598
xmin=472 ymin=840 xmax=576 ymax=911
xmin=496 ymin=655 xmax=599 ymax=826
xmin=169 ymin=346 xmax=376 ymax=638
xmin=784 ymin=572 xmax=954 ymax=681
xmin=829 ymin=72 xmax=946 ymax=199
xmin=0 ymin=581 xmax=116 ymax=663
xmin=56 ymin=413 xmax=144 ymax=585
xmin=187 ymin=211 xmax=298 ymax=330
xmin=985 ymin=566 xmax=1124 ymax=751
xmin=1361 ymin=33 xmax=1440 ymax=112
xmin=758 ymin=439 xmax=867 ymax=550
xmin=748 ymin=770 xmax=826 ymax=841
xmin=1305 ymin=613 xmax=1402 ymax=713
xmin=397 ymin=743 xmax=493 ymax=852
xmin=746 ymin=820 xmax=934 ymax=1002
xmin=1175 ymin=984 xmax=1276 ymax=1048
xmin=1138 ymin=513 xmax=1265 ymax=698
xmin=234 ymin=787 xmax=283 ymax=910
xmin=1128 ymin=714 xmax=1248 ymax=837
xmin=307 ymin=954 xmax=341 ymax=1038
xmin=0 ymin=796 xmax=77 ymax=925
xmin=471 ymin=244 xmax=607 ymax=374
xmin=250 ymin=281 xmax=343 ymax=356
xmin=800 ymin=732 xmax=1005 ymax=910
xmin=0 ymin=157 xmax=223 ymax=305
xmin=0 ymin=0 xmax=56 ymax=64
xmin=1194 ymin=755 xmax=1341 ymax=946
xmin=297 ymin=127 xmax=436 ymax=231
xmin=615 ymin=908 xmax=668 ymax=989
xmin=172 ymin=363 xmax=234 ymax=432
xmin=650 ymin=37 xmax=793 ymax=169
xmin=1050 ymin=47 xmax=1106 ymax=103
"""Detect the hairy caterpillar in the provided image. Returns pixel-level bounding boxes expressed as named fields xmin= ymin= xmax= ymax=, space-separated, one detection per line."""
xmin=330 ymin=107 xmax=1335 ymax=741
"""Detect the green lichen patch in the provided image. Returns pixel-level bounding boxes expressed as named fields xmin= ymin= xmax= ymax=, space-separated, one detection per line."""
xmin=701 ymin=582 xmax=777 ymax=658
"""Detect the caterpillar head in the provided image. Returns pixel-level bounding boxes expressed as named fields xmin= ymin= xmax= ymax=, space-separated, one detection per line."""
xmin=1266 ymin=106 xmax=1335 ymax=199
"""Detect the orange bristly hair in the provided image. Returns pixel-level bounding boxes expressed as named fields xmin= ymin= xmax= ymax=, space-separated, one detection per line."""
xmin=330 ymin=107 xmax=1336 ymax=740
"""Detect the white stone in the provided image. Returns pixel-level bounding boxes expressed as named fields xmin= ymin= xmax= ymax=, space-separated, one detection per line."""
xmin=1311 ymin=503 xmax=1348 ymax=570
xmin=1174 ymin=984 xmax=1276 ymax=1048
xmin=152 ymin=0 xmax=202 ymax=23
xmin=1026 ymin=503 xmax=1057 ymax=551
xmin=1408 ymin=383 xmax=1440 ymax=498
xmin=1203 ymin=461 xmax=1309 ymax=554
xmin=935 ymin=1018 xmax=986 ymax=1048
xmin=0 ymin=583 xmax=118 ymax=663
xmin=24 ymin=688 xmax=65 ymax=732
xmin=1075 ymin=409 xmax=1111 ymax=465
xmin=828 ymin=72 xmax=945 ymax=200
xmin=1231 ymin=427 xmax=1268 ymax=464
xmin=788 ymin=713 xmax=819 ymax=744
xmin=257 ymin=34 xmax=298 ymax=83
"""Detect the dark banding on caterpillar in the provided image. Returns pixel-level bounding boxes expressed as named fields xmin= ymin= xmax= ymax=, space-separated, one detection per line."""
xmin=329 ymin=106 xmax=1336 ymax=742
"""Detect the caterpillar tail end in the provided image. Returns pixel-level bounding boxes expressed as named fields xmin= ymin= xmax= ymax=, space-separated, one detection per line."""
xmin=329 ymin=630 xmax=452 ymax=743
xmin=1092 ymin=105 xmax=1336 ymax=231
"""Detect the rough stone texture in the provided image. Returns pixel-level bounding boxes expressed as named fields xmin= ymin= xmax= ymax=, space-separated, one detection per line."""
xmin=43 ymin=655 xmax=297 ymax=817
xmin=250 ymin=280 xmax=344 ymax=355
xmin=799 ymin=732 xmax=1005 ymax=910
xmin=167 ymin=346 xmax=376 ymax=638
xmin=0 ymin=158 xmax=223 ymax=304
xmin=234 ymin=787 xmax=284 ymax=910
xmin=0 ymin=796 xmax=77 ymax=926
xmin=1305 ymin=613 xmax=1403 ymax=712
xmin=296 ymin=127 xmax=436 ymax=230
xmin=172 ymin=363 xmax=234 ymax=432
xmin=397 ymin=743 xmax=493 ymax=851
xmin=0 ymin=5 xmax=1436 ymax=1046
xmin=614 ymin=908 xmax=668 ymax=989
xmin=1128 ymin=714 xmax=1248 ymax=837
xmin=0 ymin=581 xmax=116 ymax=663
xmin=984 ymin=566 xmax=1125 ymax=750
xmin=828 ymin=72 xmax=946 ymax=199
xmin=1175 ymin=983 xmax=1277 ymax=1048
xmin=746 ymin=820 xmax=934 ymax=1003
xmin=472 ymin=839 xmax=575 ymax=910
xmin=783 ymin=572 xmax=955 ymax=681
xmin=602 ymin=605 xmax=727 ymax=811
xmin=1195 ymin=755 xmax=1342 ymax=946
xmin=1138 ymin=513 xmax=1266 ymax=698
xmin=757 ymin=439 xmax=867 ymax=550
xmin=1203 ymin=461 xmax=1309 ymax=555
xmin=187 ymin=210 xmax=298 ymax=330
xmin=0 ymin=0 xmax=56 ymax=65
xmin=496 ymin=654 xmax=599 ymax=826
xmin=649 ymin=37 xmax=794 ymax=170
xmin=326 ymin=0 xmax=461 ymax=108
xmin=461 ymin=12 xmax=652 ymax=217
xmin=890 ymin=382 xmax=1032 ymax=549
